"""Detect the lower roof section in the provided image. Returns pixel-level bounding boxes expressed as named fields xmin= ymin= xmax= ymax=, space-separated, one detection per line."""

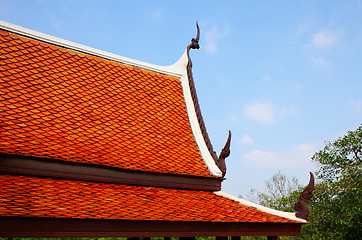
xmin=0 ymin=174 xmax=302 ymax=223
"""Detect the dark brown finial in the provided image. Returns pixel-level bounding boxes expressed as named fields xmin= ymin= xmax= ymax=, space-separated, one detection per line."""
xmin=188 ymin=22 xmax=200 ymax=50
xmin=305 ymin=172 xmax=315 ymax=193
xmin=294 ymin=172 xmax=315 ymax=220
xmin=216 ymin=130 xmax=232 ymax=177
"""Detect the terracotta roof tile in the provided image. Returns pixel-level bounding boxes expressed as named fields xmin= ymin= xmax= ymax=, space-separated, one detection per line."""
xmin=0 ymin=175 xmax=298 ymax=223
xmin=0 ymin=29 xmax=213 ymax=177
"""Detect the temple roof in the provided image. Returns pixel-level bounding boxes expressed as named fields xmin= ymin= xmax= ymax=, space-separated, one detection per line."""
xmin=0 ymin=21 xmax=306 ymax=237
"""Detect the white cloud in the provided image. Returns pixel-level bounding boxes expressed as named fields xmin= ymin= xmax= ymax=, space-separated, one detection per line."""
xmin=294 ymin=84 xmax=303 ymax=89
xmin=349 ymin=100 xmax=362 ymax=107
xmin=239 ymin=135 xmax=254 ymax=145
xmin=265 ymin=62 xmax=286 ymax=72
xmin=312 ymin=56 xmax=327 ymax=66
xmin=242 ymin=144 xmax=316 ymax=168
xmin=228 ymin=114 xmax=238 ymax=123
xmin=151 ymin=9 xmax=164 ymax=22
xmin=243 ymin=101 xmax=274 ymax=124
xmin=243 ymin=149 xmax=278 ymax=165
xmin=262 ymin=75 xmax=271 ymax=81
xmin=279 ymin=106 xmax=298 ymax=116
xmin=312 ymin=29 xmax=343 ymax=49
xmin=349 ymin=100 xmax=362 ymax=113
xmin=288 ymin=24 xmax=311 ymax=45
xmin=243 ymin=101 xmax=298 ymax=124
xmin=204 ymin=26 xmax=228 ymax=54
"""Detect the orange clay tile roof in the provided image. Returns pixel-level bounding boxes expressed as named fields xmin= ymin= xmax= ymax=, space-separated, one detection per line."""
xmin=0 ymin=175 xmax=298 ymax=223
xmin=0 ymin=29 xmax=213 ymax=177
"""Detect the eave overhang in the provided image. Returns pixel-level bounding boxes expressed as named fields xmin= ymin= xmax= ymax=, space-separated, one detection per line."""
xmin=0 ymin=153 xmax=222 ymax=191
xmin=0 ymin=217 xmax=303 ymax=237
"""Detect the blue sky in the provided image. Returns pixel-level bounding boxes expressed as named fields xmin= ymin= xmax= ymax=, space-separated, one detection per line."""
xmin=1 ymin=0 xmax=362 ymax=197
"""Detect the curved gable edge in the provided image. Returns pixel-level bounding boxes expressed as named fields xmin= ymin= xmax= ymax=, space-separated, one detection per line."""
xmin=214 ymin=191 xmax=307 ymax=223
xmin=0 ymin=20 xmax=223 ymax=178
xmin=167 ymin=52 xmax=223 ymax=177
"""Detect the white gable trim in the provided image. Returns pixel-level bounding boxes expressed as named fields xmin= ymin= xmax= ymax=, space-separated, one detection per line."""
xmin=0 ymin=20 xmax=180 ymax=78
xmin=169 ymin=52 xmax=223 ymax=177
xmin=214 ymin=191 xmax=307 ymax=223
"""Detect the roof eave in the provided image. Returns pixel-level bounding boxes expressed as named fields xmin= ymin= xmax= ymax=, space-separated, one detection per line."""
xmin=0 ymin=217 xmax=303 ymax=237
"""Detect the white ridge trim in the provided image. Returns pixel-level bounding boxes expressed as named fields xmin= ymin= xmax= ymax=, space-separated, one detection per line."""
xmin=214 ymin=191 xmax=307 ymax=223
xmin=0 ymin=20 xmax=180 ymax=78
xmin=0 ymin=20 xmax=223 ymax=177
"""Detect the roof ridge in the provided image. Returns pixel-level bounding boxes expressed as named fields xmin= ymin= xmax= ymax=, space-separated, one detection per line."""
xmin=0 ymin=20 xmax=181 ymax=77
xmin=214 ymin=191 xmax=307 ymax=223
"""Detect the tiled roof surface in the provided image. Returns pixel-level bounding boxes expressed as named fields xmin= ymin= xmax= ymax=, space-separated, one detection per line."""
xmin=0 ymin=29 xmax=212 ymax=177
xmin=0 ymin=175 xmax=299 ymax=223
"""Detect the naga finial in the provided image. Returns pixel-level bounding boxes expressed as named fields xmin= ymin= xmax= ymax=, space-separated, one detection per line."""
xmin=294 ymin=172 xmax=315 ymax=220
xmin=216 ymin=130 xmax=232 ymax=177
xmin=186 ymin=22 xmax=200 ymax=73
xmin=189 ymin=22 xmax=200 ymax=50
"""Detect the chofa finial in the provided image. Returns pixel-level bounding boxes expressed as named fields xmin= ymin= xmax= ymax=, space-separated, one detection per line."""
xmin=188 ymin=22 xmax=200 ymax=50
xmin=195 ymin=21 xmax=200 ymax=42
xmin=294 ymin=172 xmax=315 ymax=220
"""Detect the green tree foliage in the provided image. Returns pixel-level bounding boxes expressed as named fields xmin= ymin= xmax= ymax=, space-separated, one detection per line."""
xmin=244 ymin=171 xmax=301 ymax=212
xmin=242 ymin=124 xmax=361 ymax=239
xmin=242 ymin=172 xmax=302 ymax=240
xmin=305 ymin=124 xmax=362 ymax=239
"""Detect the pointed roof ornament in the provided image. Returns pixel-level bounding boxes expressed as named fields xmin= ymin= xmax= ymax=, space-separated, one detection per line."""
xmin=216 ymin=130 xmax=232 ymax=177
xmin=186 ymin=22 xmax=200 ymax=63
xmin=294 ymin=172 xmax=315 ymax=220
xmin=190 ymin=21 xmax=200 ymax=49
